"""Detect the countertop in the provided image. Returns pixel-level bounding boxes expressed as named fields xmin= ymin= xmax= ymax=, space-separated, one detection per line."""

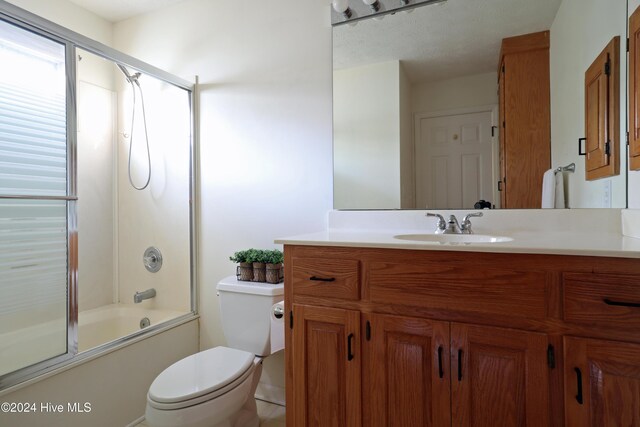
xmin=275 ymin=229 xmax=640 ymax=258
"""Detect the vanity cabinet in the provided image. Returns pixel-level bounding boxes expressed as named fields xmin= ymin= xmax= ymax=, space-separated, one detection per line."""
xmin=498 ymin=31 xmax=551 ymax=209
xmin=564 ymin=337 xmax=640 ymax=426
xmin=284 ymin=246 xmax=640 ymax=427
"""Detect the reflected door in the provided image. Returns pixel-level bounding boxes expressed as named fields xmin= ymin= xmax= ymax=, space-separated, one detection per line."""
xmin=415 ymin=110 xmax=495 ymax=209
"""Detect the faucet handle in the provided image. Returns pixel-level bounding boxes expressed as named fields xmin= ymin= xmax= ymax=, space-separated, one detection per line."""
xmin=426 ymin=213 xmax=446 ymax=233
xmin=461 ymin=212 xmax=483 ymax=234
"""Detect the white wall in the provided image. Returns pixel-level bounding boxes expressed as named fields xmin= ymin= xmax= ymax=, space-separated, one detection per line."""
xmin=334 ymin=61 xmax=402 ymax=209
xmin=113 ymin=0 xmax=333 ymax=403
xmin=411 ymin=72 xmax=498 ymax=114
xmin=399 ymin=63 xmax=415 ymax=208
xmin=551 ymin=0 xmax=627 ymax=208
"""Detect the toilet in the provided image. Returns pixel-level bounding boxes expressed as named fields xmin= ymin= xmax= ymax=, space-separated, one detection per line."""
xmin=145 ymin=276 xmax=284 ymax=427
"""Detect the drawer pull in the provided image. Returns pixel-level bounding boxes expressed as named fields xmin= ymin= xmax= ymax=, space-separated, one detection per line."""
xmin=347 ymin=333 xmax=355 ymax=361
xmin=309 ymin=276 xmax=336 ymax=282
xmin=457 ymin=349 xmax=463 ymax=381
xmin=603 ymin=298 xmax=640 ymax=308
xmin=437 ymin=346 xmax=444 ymax=379
xmin=574 ymin=367 xmax=584 ymax=405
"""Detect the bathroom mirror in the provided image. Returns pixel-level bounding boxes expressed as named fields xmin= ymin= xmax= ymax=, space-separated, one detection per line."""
xmin=332 ymin=0 xmax=628 ymax=209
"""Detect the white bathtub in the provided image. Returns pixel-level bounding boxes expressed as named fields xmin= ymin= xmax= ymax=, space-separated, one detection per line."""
xmin=78 ymin=304 xmax=187 ymax=352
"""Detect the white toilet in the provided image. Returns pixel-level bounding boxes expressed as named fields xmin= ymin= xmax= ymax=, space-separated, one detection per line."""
xmin=145 ymin=276 xmax=284 ymax=427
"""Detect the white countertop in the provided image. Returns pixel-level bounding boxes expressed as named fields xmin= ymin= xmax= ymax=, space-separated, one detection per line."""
xmin=275 ymin=229 xmax=640 ymax=258
xmin=275 ymin=209 xmax=640 ymax=258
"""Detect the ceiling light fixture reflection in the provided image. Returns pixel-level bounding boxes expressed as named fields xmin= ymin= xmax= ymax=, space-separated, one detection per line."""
xmin=332 ymin=0 xmax=352 ymax=19
xmin=363 ymin=0 xmax=381 ymax=12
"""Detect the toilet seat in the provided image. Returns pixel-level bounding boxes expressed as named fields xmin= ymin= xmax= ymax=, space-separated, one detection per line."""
xmin=147 ymin=346 xmax=255 ymax=410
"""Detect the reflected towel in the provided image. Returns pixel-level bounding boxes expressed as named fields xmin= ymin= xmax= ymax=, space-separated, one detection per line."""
xmin=541 ymin=169 xmax=555 ymax=208
xmin=554 ymin=171 xmax=566 ymax=208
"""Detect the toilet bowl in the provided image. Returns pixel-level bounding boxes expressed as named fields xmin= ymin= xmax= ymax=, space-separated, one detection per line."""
xmin=145 ymin=276 xmax=284 ymax=427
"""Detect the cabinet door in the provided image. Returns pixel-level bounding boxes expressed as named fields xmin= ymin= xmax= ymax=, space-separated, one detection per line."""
xmin=584 ymin=37 xmax=620 ymax=180
xmin=630 ymin=6 xmax=640 ymax=170
xmin=564 ymin=336 xmax=640 ymax=426
xmin=292 ymin=304 xmax=361 ymax=427
xmin=364 ymin=313 xmax=450 ymax=427
xmin=451 ymin=323 xmax=550 ymax=426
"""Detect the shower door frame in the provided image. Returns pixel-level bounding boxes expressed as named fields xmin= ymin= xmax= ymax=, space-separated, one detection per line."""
xmin=0 ymin=0 xmax=198 ymax=391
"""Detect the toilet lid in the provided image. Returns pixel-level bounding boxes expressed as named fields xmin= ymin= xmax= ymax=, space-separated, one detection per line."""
xmin=148 ymin=346 xmax=255 ymax=404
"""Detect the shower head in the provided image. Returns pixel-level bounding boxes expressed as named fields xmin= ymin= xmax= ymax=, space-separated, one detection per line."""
xmin=117 ymin=63 xmax=141 ymax=85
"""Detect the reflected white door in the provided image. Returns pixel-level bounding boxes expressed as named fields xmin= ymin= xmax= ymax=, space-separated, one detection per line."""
xmin=415 ymin=110 xmax=495 ymax=209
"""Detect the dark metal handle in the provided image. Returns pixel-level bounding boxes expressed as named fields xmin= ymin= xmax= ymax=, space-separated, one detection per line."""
xmin=309 ymin=276 xmax=336 ymax=282
xmin=497 ymin=180 xmax=503 ymax=192
xmin=603 ymin=298 xmax=640 ymax=308
xmin=457 ymin=349 xmax=463 ymax=381
xmin=347 ymin=333 xmax=354 ymax=361
xmin=437 ymin=346 xmax=444 ymax=379
xmin=578 ymin=138 xmax=586 ymax=156
xmin=575 ymin=367 xmax=583 ymax=404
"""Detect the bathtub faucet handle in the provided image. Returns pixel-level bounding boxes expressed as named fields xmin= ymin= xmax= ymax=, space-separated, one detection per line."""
xmin=134 ymin=288 xmax=156 ymax=304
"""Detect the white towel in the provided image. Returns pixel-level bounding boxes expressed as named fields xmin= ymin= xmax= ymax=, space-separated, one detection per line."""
xmin=541 ymin=169 xmax=555 ymax=208
xmin=554 ymin=172 xmax=566 ymax=208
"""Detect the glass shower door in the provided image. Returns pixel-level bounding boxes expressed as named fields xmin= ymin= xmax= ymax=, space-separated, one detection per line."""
xmin=0 ymin=17 xmax=75 ymax=383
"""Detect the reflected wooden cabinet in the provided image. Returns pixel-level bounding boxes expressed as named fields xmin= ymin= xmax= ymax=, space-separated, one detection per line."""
xmin=583 ymin=37 xmax=620 ymax=180
xmin=284 ymin=245 xmax=640 ymax=427
xmin=498 ymin=31 xmax=551 ymax=208
xmin=630 ymin=6 xmax=640 ymax=170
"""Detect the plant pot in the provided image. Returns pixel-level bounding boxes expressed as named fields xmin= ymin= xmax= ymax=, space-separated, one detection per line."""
xmin=266 ymin=263 xmax=283 ymax=284
xmin=253 ymin=262 xmax=266 ymax=282
xmin=236 ymin=262 xmax=253 ymax=281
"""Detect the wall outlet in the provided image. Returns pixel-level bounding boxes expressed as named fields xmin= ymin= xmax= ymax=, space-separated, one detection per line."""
xmin=603 ymin=179 xmax=612 ymax=208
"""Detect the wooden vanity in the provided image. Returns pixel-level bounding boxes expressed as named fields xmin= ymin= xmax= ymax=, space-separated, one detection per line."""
xmin=283 ymin=245 xmax=640 ymax=426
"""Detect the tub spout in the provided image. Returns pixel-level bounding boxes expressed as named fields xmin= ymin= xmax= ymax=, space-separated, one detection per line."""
xmin=134 ymin=288 xmax=156 ymax=304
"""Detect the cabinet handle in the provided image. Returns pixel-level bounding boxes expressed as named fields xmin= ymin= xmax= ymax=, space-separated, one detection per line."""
xmin=578 ymin=137 xmax=586 ymax=156
xmin=347 ymin=333 xmax=355 ymax=361
xmin=575 ymin=367 xmax=584 ymax=405
xmin=437 ymin=346 xmax=444 ymax=379
xmin=457 ymin=349 xmax=463 ymax=381
xmin=603 ymin=298 xmax=640 ymax=308
xmin=309 ymin=276 xmax=336 ymax=282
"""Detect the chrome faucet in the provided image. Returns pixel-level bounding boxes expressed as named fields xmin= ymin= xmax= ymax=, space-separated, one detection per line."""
xmin=426 ymin=212 xmax=483 ymax=234
xmin=134 ymin=288 xmax=156 ymax=304
xmin=460 ymin=212 xmax=483 ymax=234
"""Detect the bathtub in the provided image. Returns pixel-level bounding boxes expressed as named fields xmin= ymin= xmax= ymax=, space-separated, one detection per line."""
xmin=78 ymin=304 xmax=187 ymax=352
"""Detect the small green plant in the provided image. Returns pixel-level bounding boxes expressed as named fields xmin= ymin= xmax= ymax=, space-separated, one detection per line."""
xmin=265 ymin=249 xmax=284 ymax=265
xmin=229 ymin=250 xmax=250 ymax=264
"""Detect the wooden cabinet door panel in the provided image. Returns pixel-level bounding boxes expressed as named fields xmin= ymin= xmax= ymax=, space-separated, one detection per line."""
xmin=292 ymin=304 xmax=361 ymax=427
xmin=564 ymin=336 xmax=640 ymax=426
xmin=631 ymin=6 xmax=640 ymax=170
xmin=364 ymin=313 xmax=450 ymax=427
xmin=451 ymin=323 xmax=550 ymax=426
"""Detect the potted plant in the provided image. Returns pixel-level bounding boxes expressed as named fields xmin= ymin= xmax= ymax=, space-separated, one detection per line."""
xmin=246 ymin=248 xmax=268 ymax=282
xmin=265 ymin=249 xmax=284 ymax=284
xmin=230 ymin=250 xmax=253 ymax=281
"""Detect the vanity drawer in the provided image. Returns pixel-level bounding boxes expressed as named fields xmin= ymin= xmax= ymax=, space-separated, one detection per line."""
xmin=367 ymin=261 xmax=548 ymax=319
xmin=564 ymin=273 xmax=640 ymax=332
xmin=291 ymin=257 xmax=360 ymax=300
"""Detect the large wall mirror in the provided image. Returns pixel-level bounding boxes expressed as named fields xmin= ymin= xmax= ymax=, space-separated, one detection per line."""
xmin=333 ymin=0 xmax=628 ymax=209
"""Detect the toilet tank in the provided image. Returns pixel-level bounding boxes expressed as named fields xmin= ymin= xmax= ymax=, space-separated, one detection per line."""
xmin=216 ymin=276 xmax=284 ymax=356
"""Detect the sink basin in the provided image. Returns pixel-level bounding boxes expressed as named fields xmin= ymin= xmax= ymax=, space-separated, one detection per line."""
xmin=393 ymin=233 xmax=514 ymax=244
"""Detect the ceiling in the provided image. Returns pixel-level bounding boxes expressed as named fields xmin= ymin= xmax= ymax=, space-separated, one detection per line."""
xmin=66 ymin=0 xmax=187 ymax=22
xmin=333 ymin=0 xmax=563 ymax=84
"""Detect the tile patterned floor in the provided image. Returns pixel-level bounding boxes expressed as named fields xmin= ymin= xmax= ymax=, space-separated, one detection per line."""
xmin=136 ymin=399 xmax=285 ymax=426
